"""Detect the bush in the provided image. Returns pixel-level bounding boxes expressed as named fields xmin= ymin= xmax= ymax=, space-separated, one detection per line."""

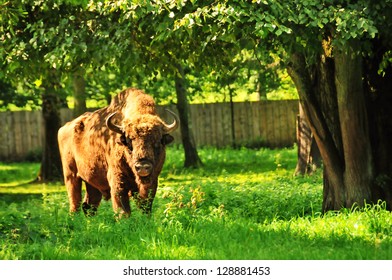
xmin=25 ymin=148 xmax=42 ymax=162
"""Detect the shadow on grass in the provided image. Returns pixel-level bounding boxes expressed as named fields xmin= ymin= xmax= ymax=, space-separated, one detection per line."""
xmin=197 ymin=219 xmax=392 ymax=259
xmin=0 ymin=193 xmax=43 ymax=204
xmin=0 ymin=180 xmax=65 ymax=206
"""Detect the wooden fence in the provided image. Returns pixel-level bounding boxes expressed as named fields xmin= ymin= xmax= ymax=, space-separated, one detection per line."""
xmin=0 ymin=100 xmax=299 ymax=161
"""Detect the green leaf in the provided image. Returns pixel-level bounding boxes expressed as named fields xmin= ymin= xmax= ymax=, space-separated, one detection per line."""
xmin=317 ymin=21 xmax=324 ymax=28
xmin=368 ymin=25 xmax=378 ymax=38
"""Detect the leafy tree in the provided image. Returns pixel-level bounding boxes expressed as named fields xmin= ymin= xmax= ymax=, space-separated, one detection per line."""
xmin=2 ymin=1 xmax=64 ymax=181
xmin=169 ymin=0 xmax=392 ymax=211
xmin=285 ymin=1 xmax=392 ymax=211
xmin=1 ymin=0 xmax=99 ymax=181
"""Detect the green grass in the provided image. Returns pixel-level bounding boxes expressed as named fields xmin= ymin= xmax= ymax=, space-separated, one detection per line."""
xmin=1 ymin=146 xmax=391 ymax=260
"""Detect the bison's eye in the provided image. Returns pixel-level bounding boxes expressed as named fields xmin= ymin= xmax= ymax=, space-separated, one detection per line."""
xmin=117 ymin=135 xmax=133 ymax=151
xmin=153 ymin=141 xmax=163 ymax=158
xmin=119 ymin=135 xmax=127 ymax=145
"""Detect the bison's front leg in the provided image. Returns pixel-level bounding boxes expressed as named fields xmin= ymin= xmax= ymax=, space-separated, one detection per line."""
xmin=135 ymin=182 xmax=158 ymax=214
xmin=108 ymin=168 xmax=131 ymax=217
xmin=108 ymin=186 xmax=130 ymax=218
xmin=64 ymin=173 xmax=82 ymax=213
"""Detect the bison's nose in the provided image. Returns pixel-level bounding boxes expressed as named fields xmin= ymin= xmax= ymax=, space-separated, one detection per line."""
xmin=135 ymin=160 xmax=153 ymax=177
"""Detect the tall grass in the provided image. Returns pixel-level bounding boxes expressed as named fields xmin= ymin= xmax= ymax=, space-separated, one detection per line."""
xmin=0 ymin=146 xmax=391 ymax=260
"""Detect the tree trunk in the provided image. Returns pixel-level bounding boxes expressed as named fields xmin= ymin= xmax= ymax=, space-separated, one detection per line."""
xmin=334 ymin=41 xmax=373 ymax=208
xmin=256 ymin=72 xmax=267 ymax=101
xmin=295 ymin=103 xmax=321 ymax=176
xmin=287 ymin=38 xmax=392 ymax=211
xmin=174 ymin=64 xmax=203 ymax=168
xmin=38 ymin=74 xmax=63 ymax=182
xmin=229 ymin=86 xmax=236 ymax=148
xmin=288 ymin=49 xmax=345 ymax=211
xmin=73 ymin=66 xmax=87 ymax=118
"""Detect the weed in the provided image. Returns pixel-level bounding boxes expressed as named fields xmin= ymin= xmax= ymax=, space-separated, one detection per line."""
xmin=364 ymin=201 xmax=392 ymax=237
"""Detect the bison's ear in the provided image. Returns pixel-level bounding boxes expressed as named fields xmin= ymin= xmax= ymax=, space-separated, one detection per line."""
xmin=162 ymin=134 xmax=174 ymax=145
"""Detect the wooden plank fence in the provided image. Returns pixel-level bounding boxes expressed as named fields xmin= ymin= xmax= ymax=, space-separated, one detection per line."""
xmin=0 ymin=100 xmax=299 ymax=161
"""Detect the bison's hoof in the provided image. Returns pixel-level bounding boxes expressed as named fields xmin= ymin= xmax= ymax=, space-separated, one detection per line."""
xmin=82 ymin=202 xmax=98 ymax=217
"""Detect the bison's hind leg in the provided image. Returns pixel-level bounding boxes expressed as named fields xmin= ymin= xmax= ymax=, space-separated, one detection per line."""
xmin=101 ymin=189 xmax=111 ymax=201
xmin=82 ymin=183 xmax=103 ymax=216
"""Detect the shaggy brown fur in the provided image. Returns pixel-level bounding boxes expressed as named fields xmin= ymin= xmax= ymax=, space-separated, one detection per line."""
xmin=58 ymin=88 xmax=178 ymax=217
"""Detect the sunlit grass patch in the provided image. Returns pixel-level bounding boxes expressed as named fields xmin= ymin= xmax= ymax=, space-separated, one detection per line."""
xmin=0 ymin=162 xmax=40 ymax=187
xmin=0 ymin=182 xmax=64 ymax=195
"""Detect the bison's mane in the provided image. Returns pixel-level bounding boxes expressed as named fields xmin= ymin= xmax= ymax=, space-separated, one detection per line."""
xmin=109 ymin=88 xmax=157 ymax=117
xmin=123 ymin=115 xmax=164 ymax=138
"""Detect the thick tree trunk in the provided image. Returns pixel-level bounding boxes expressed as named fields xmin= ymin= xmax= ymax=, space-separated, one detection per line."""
xmin=174 ymin=64 xmax=203 ymax=168
xmin=334 ymin=41 xmax=373 ymax=208
xmin=288 ymin=38 xmax=392 ymax=211
xmin=288 ymin=50 xmax=345 ymax=211
xmin=295 ymin=103 xmax=321 ymax=176
xmin=72 ymin=66 xmax=87 ymax=118
xmin=38 ymin=75 xmax=63 ymax=182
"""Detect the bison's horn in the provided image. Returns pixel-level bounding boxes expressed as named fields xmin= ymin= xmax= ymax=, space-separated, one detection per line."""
xmin=106 ymin=112 xmax=123 ymax=134
xmin=163 ymin=109 xmax=179 ymax=133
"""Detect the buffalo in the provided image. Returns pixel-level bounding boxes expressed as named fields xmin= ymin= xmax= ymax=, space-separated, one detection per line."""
xmin=58 ymin=88 xmax=179 ymax=217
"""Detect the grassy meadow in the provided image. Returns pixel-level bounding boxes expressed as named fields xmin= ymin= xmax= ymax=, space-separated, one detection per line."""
xmin=0 ymin=146 xmax=391 ymax=260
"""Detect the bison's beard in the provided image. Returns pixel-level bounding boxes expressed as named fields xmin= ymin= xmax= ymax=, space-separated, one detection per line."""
xmin=134 ymin=171 xmax=157 ymax=192
xmin=137 ymin=175 xmax=152 ymax=185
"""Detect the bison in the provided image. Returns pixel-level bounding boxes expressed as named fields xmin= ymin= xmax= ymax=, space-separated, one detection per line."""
xmin=58 ymin=88 xmax=179 ymax=217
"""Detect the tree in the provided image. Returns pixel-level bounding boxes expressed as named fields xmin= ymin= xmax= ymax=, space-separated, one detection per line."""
xmin=38 ymin=70 xmax=64 ymax=181
xmin=1 ymin=1 xmax=66 ymax=181
xmin=291 ymin=2 xmax=392 ymax=210
xmin=1 ymin=0 xmax=102 ymax=181
xmin=283 ymin=2 xmax=392 ymax=210
xmin=175 ymin=63 xmax=203 ymax=167
xmin=170 ymin=0 xmax=392 ymax=211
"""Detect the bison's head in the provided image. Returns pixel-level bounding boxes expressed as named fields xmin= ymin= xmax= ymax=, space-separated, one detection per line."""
xmin=106 ymin=110 xmax=179 ymax=180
